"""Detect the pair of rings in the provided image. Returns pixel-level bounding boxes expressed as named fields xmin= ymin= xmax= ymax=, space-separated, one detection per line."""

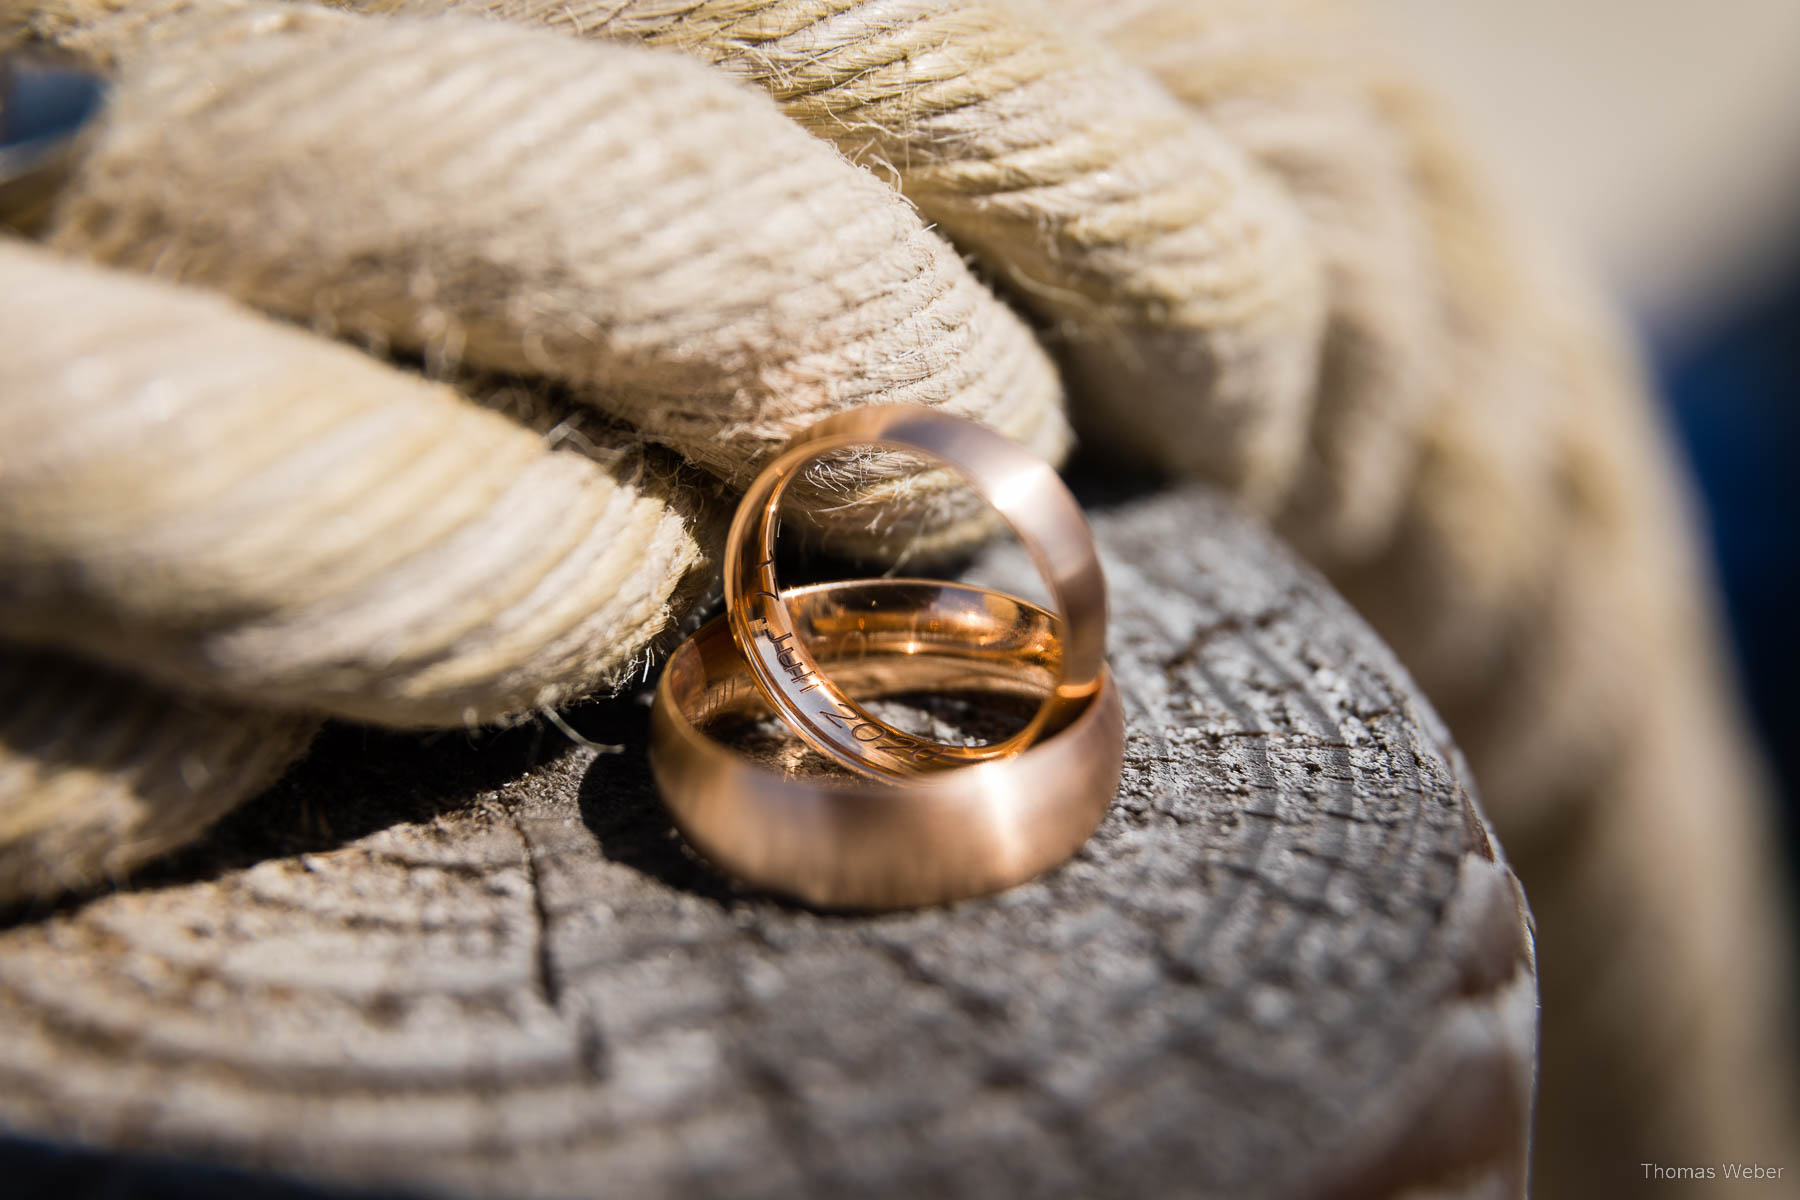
xmin=649 ymin=406 xmax=1124 ymax=909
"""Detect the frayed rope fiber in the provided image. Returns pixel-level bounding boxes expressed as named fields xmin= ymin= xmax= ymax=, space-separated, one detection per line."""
xmin=0 ymin=240 xmax=707 ymax=729
xmin=0 ymin=648 xmax=319 ymax=904
xmin=28 ymin=0 xmax=1071 ymax=555
xmin=350 ymin=0 xmax=1332 ymax=505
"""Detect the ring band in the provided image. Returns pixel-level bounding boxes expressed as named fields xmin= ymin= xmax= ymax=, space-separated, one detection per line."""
xmin=724 ymin=406 xmax=1107 ymax=782
xmin=651 ymin=579 xmax=1123 ymax=908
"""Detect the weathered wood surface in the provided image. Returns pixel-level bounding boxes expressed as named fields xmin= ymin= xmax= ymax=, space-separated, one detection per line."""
xmin=0 ymin=483 xmax=1536 ymax=1199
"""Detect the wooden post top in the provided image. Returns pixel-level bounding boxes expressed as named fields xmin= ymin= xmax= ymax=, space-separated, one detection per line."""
xmin=0 ymin=484 xmax=1536 ymax=1200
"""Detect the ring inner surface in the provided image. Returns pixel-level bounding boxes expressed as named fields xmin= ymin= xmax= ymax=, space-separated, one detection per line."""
xmin=679 ymin=580 xmax=1061 ymax=735
xmin=726 ymin=427 xmax=1096 ymax=782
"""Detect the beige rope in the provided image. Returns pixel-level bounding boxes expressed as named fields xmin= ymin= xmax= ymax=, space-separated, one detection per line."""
xmin=0 ymin=240 xmax=709 ymax=728
xmin=1044 ymin=0 xmax=1440 ymax=560
xmin=293 ymin=0 xmax=1535 ymax=670
xmin=19 ymin=0 xmax=1070 ymax=556
xmin=321 ymin=0 xmax=1330 ymax=507
xmin=0 ymin=647 xmax=318 ymax=905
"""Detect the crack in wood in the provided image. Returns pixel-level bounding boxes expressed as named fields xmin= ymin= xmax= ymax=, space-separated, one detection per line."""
xmin=507 ymin=807 xmax=563 ymax=1012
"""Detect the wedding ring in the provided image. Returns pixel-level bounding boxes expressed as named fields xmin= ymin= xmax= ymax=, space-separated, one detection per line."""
xmin=651 ymin=579 xmax=1123 ymax=908
xmin=724 ymin=406 xmax=1106 ymax=782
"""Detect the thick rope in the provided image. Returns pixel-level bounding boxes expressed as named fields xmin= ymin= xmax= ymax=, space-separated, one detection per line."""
xmin=1045 ymin=0 xmax=1439 ymax=560
xmin=19 ymin=0 xmax=1070 ymax=557
xmin=290 ymin=0 xmax=1525 ymax=665
xmin=0 ymin=240 xmax=708 ymax=728
xmin=325 ymin=0 xmax=1330 ymax=506
xmin=0 ymin=648 xmax=318 ymax=905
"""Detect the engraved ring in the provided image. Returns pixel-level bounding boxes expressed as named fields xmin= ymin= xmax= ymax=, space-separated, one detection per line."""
xmin=723 ymin=406 xmax=1107 ymax=782
xmin=651 ymin=578 xmax=1123 ymax=908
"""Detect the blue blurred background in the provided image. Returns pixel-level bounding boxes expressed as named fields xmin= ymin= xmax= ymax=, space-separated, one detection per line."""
xmin=1661 ymin=274 xmax=1800 ymax=864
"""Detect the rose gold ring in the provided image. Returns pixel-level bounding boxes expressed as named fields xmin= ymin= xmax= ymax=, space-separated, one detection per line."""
xmin=651 ymin=578 xmax=1123 ymax=908
xmin=724 ymin=406 xmax=1106 ymax=782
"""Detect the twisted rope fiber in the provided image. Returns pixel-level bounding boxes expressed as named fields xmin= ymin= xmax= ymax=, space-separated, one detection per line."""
xmin=27 ymin=0 xmax=1070 ymax=556
xmin=0 ymin=649 xmax=319 ymax=902
xmin=341 ymin=0 xmax=1331 ymax=505
xmin=1046 ymin=0 xmax=1442 ymax=558
xmin=0 ymin=241 xmax=707 ymax=728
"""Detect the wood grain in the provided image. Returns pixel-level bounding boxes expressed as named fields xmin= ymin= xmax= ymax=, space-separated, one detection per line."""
xmin=0 ymin=483 xmax=1536 ymax=1199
